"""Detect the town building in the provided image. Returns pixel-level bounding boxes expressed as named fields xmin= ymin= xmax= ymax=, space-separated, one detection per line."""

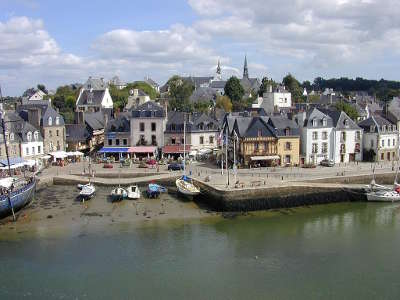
xmin=240 ymin=56 xmax=261 ymax=98
xmin=76 ymin=77 xmax=113 ymax=112
xmin=144 ymin=77 xmax=160 ymax=93
xmin=164 ymin=111 xmax=220 ymax=155
xmin=130 ymin=101 xmax=167 ymax=156
xmin=109 ymin=76 xmax=126 ymax=90
xmin=18 ymin=103 xmax=66 ymax=154
xmin=125 ymin=89 xmax=150 ymax=110
xmin=358 ymin=116 xmax=398 ymax=162
xmin=104 ymin=113 xmax=131 ymax=148
xmin=294 ymin=108 xmax=334 ymax=165
xmin=65 ymin=124 xmax=90 ymax=152
xmin=321 ymin=109 xmax=363 ymax=163
xmin=253 ymin=85 xmax=292 ymax=111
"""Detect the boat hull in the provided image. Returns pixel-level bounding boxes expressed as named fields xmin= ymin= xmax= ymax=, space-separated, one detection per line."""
xmin=127 ymin=186 xmax=140 ymax=200
xmin=176 ymin=178 xmax=200 ymax=196
xmin=367 ymin=192 xmax=400 ymax=202
xmin=0 ymin=180 xmax=36 ymax=218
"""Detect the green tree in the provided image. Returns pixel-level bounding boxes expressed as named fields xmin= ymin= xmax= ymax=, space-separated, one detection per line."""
xmin=109 ymin=84 xmax=129 ymax=110
xmin=283 ymin=73 xmax=303 ymax=103
xmin=194 ymin=101 xmax=212 ymax=113
xmin=50 ymin=85 xmax=80 ymax=124
xmin=126 ymin=82 xmax=159 ymax=99
xmin=167 ymin=75 xmax=194 ymax=111
xmin=258 ymin=77 xmax=276 ymax=96
xmin=336 ymin=101 xmax=359 ymax=120
xmin=215 ymin=95 xmax=233 ymax=112
xmin=224 ymin=76 xmax=244 ymax=103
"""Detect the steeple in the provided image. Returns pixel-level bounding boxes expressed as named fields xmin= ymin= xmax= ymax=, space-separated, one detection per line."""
xmin=243 ymin=55 xmax=249 ymax=79
xmin=216 ymin=59 xmax=221 ymax=76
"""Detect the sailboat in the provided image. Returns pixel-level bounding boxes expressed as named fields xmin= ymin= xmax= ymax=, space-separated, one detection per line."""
xmin=0 ymin=104 xmax=36 ymax=220
xmin=366 ymin=157 xmax=400 ymax=202
xmin=175 ymin=112 xmax=200 ymax=197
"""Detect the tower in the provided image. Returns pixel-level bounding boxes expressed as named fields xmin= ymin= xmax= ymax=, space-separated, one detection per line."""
xmin=243 ymin=55 xmax=249 ymax=79
xmin=215 ymin=59 xmax=222 ymax=80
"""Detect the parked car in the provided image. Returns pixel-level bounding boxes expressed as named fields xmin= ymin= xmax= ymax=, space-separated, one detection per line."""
xmin=168 ymin=163 xmax=184 ymax=171
xmin=320 ymin=159 xmax=335 ymax=167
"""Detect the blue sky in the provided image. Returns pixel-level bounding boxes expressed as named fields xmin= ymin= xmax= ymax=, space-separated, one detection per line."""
xmin=1 ymin=0 xmax=400 ymax=95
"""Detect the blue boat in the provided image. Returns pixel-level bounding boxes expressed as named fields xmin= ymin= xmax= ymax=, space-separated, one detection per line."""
xmin=0 ymin=179 xmax=36 ymax=219
xmin=146 ymin=184 xmax=167 ymax=198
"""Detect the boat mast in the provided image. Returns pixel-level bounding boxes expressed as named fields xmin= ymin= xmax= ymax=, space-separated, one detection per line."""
xmin=183 ymin=112 xmax=186 ymax=176
xmin=0 ymin=95 xmax=16 ymax=221
xmin=225 ymin=125 xmax=229 ymax=186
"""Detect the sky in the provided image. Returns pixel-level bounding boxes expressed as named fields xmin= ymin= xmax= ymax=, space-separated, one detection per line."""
xmin=1 ymin=0 xmax=400 ymax=96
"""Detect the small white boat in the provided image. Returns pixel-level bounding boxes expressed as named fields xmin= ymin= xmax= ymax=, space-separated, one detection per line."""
xmin=176 ymin=176 xmax=200 ymax=196
xmin=77 ymin=183 xmax=91 ymax=190
xmin=111 ymin=187 xmax=128 ymax=202
xmin=79 ymin=184 xmax=96 ymax=201
xmin=127 ymin=185 xmax=140 ymax=199
xmin=367 ymin=190 xmax=400 ymax=202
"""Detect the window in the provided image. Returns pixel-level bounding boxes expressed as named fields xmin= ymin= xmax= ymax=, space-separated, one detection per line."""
xmin=285 ymin=128 xmax=290 ymax=136
xmin=255 ymin=142 xmax=259 ymax=151
xmin=381 ymin=153 xmax=384 ymax=160
xmin=123 ymin=139 xmax=127 ymax=146
xmin=370 ymin=140 xmax=374 ymax=148
xmin=116 ymin=139 xmax=120 ymax=146
xmin=181 ymin=138 xmax=184 ymax=144
xmin=108 ymin=139 xmax=112 ymax=146
xmin=322 ymin=143 xmax=328 ymax=154
xmin=382 ymin=139 xmax=385 ymax=147
xmin=200 ymin=136 xmax=204 ymax=144
xmin=285 ymin=155 xmax=291 ymax=163
xmin=34 ymin=131 xmax=39 ymax=141
xmin=356 ymin=131 xmax=361 ymax=141
xmin=48 ymin=117 xmax=52 ymax=126
xmin=209 ymin=136 xmax=214 ymax=144
xmin=344 ymin=119 xmax=349 ymax=127
xmin=355 ymin=143 xmax=360 ymax=153
xmin=340 ymin=144 xmax=346 ymax=154
xmin=382 ymin=125 xmax=386 ymax=132
xmin=257 ymin=129 xmax=262 ymax=137
xmin=322 ymin=118 xmax=327 ymax=126
xmin=57 ymin=141 xmax=60 ymax=150
xmin=312 ymin=119 xmax=317 ymax=127
xmin=151 ymin=135 xmax=157 ymax=146
xmin=140 ymin=123 xmax=145 ymax=132
xmin=312 ymin=143 xmax=318 ymax=154
xmin=9 ymin=133 xmax=14 ymax=141
xmin=27 ymin=132 xmax=32 ymax=141
xmin=38 ymin=146 xmax=41 ymax=154
xmin=171 ymin=138 xmax=176 ymax=145
xmin=32 ymin=147 xmax=35 ymax=155
xmin=388 ymin=139 xmax=391 ymax=147
xmin=393 ymin=139 xmax=396 ymax=147
xmin=312 ymin=132 xmax=318 ymax=140
xmin=13 ymin=145 xmax=17 ymax=155
xmin=171 ymin=124 xmax=176 ymax=131
xmin=56 ymin=117 xmax=60 ymax=125
xmin=322 ymin=131 xmax=328 ymax=140
xmin=139 ymin=135 xmax=145 ymax=145
xmin=49 ymin=142 xmax=53 ymax=152
xmin=26 ymin=147 xmax=29 ymax=155
xmin=56 ymin=130 xmax=59 ymax=137
xmin=151 ymin=122 xmax=156 ymax=132
xmin=285 ymin=142 xmax=291 ymax=150
xmin=341 ymin=132 xmax=346 ymax=142
xmin=49 ymin=130 xmax=53 ymax=138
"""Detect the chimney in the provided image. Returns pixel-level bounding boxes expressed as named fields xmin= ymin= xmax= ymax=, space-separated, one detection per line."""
xmin=28 ymin=108 xmax=41 ymax=129
xmin=75 ymin=111 xmax=84 ymax=125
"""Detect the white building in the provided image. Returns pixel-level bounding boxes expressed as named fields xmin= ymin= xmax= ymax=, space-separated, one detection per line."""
xmin=28 ymin=90 xmax=46 ymax=101
xmin=76 ymin=86 xmax=113 ymax=112
xmin=125 ymin=89 xmax=151 ymax=110
xmin=253 ymin=85 xmax=292 ymax=110
xmin=322 ymin=110 xmax=363 ymax=163
xmin=358 ymin=115 xmax=398 ymax=162
xmin=294 ymin=108 xmax=333 ymax=164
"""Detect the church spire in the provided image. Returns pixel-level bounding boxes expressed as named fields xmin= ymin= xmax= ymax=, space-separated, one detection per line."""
xmin=216 ymin=59 xmax=221 ymax=75
xmin=243 ymin=55 xmax=249 ymax=79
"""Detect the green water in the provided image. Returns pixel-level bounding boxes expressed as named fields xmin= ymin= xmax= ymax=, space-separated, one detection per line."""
xmin=1 ymin=202 xmax=400 ymax=299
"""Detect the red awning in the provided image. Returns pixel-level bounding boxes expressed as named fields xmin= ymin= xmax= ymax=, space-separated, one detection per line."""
xmin=162 ymin=145 xmax=191 ymax=154
xmin=129 ymin=146 xmax=157 ymax=153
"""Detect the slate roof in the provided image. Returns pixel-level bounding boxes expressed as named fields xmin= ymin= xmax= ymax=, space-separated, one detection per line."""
xmin=17 ymin=103 xmax=65 ymax=128
xmin=358 ymin=115 xmax=395 ymax=133
xmin=388 ymin=97 xmax=400 ymax=121
xmin=189 ymin=87 xmax=217 ymax=103
xmin=166 ymin=111 xmax=219 ymax=133
xmin=144 ymin=77 xmax=159 ymax=88
xmin=0 ymin=111 xmax=43 ymax=144
xmin=84 ymin=111 xmax=106 ymax=131
xmin=319 ymin=109 xmax=361 ymax=130
xmin=210 ymin=80 xmax=227 ymax=89
xmin=131 ymin=101 xmax=165 ymax=118
xmin=106 ymin=114 xmax=130 ymax=133
xmin=267 ymin=116 xmax=301 ymax=137
xmin=303 ymin=108 xmax=333 ymax=128
xmin=66 ymin=124 xmax=90 ymax=142
xmin=183 ymin=76 xmax=213 ymax=88
xmin=83 ymin=77 xmax=107 ymax=90
xmin=233 ymin=117 xmax=253 ymax=137
xmin=244 ymin=117 xmax=277 ymax=138
xmin=77 ymin=90 xmax=106 ymax=106
xmin=240 ymin=77 xmax=260 ymax=93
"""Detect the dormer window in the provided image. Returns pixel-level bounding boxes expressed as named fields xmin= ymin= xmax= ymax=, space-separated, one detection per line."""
xmin=48 ymin=117 xmax=52 ymax=126
xmin=344 ymin=119 xmax=349 ymax=127
xmin=27 ymin=132 xmax=32 ymax=142
xmin=56 ymin=117 xmax=60 ymax=125
xmin=9 ymin=133 xmax=14 ymax=141
xmin=312 ymin=119 xmax=317 ymax=127
xmin=382 ymin=125 xmax=386 ymax=132
xmin=34 ymin=131 xmax=39 ymax=141
xmin=285 ymin=127 xmax=290 ymax=136
xmin=322 ymin=118 xmax=327 ymax=127
xmin=370 ymin=125 xmax=375 ymax=132
xmin=257 ymin=129 xmax=262 ymax=137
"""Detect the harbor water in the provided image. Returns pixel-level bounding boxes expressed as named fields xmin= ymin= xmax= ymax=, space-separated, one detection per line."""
xmin=1 ymin=187 xmax=400 ymax=299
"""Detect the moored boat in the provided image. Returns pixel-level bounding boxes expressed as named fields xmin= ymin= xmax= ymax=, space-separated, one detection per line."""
xmin=77 ymin=183 xmax=91 ymax=190
xmin=79 ymin=184 xmax=96 ymax=201
xmin=127 ymin=185 xmax=140 ymax=199
xmin=176 ymin=176 xmax=200 ymax=197
xmin=367 ymin=190 xmax=400 ymax=202
xmin=146 ymin=184 xmax=166 ymax=198
xmin=111 ymin=187 xmax=128 ymax=202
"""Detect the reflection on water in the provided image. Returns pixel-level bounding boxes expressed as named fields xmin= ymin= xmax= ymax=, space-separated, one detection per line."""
xmin=1 ymin=198 xmax=400 ymax=299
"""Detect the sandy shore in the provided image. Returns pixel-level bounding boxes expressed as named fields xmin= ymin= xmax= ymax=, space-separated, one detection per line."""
xmin=0 ymin=184 xmax=219 ymax=240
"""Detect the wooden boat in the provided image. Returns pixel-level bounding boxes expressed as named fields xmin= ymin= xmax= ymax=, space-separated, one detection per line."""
xmin=79 ymin=184 xmax=95 ymax=201
xmin=176 ymin=176 xmax=200 ymax=196
xmin=127 ymin=185 xmax=140 ymax=199
xmin=0 ymin=178 xmax=36 ymax=219
xmin=367 ymin=190 xmax=400 ymax=202
xmin=111 ymin=187 xmax=127 ymax=202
